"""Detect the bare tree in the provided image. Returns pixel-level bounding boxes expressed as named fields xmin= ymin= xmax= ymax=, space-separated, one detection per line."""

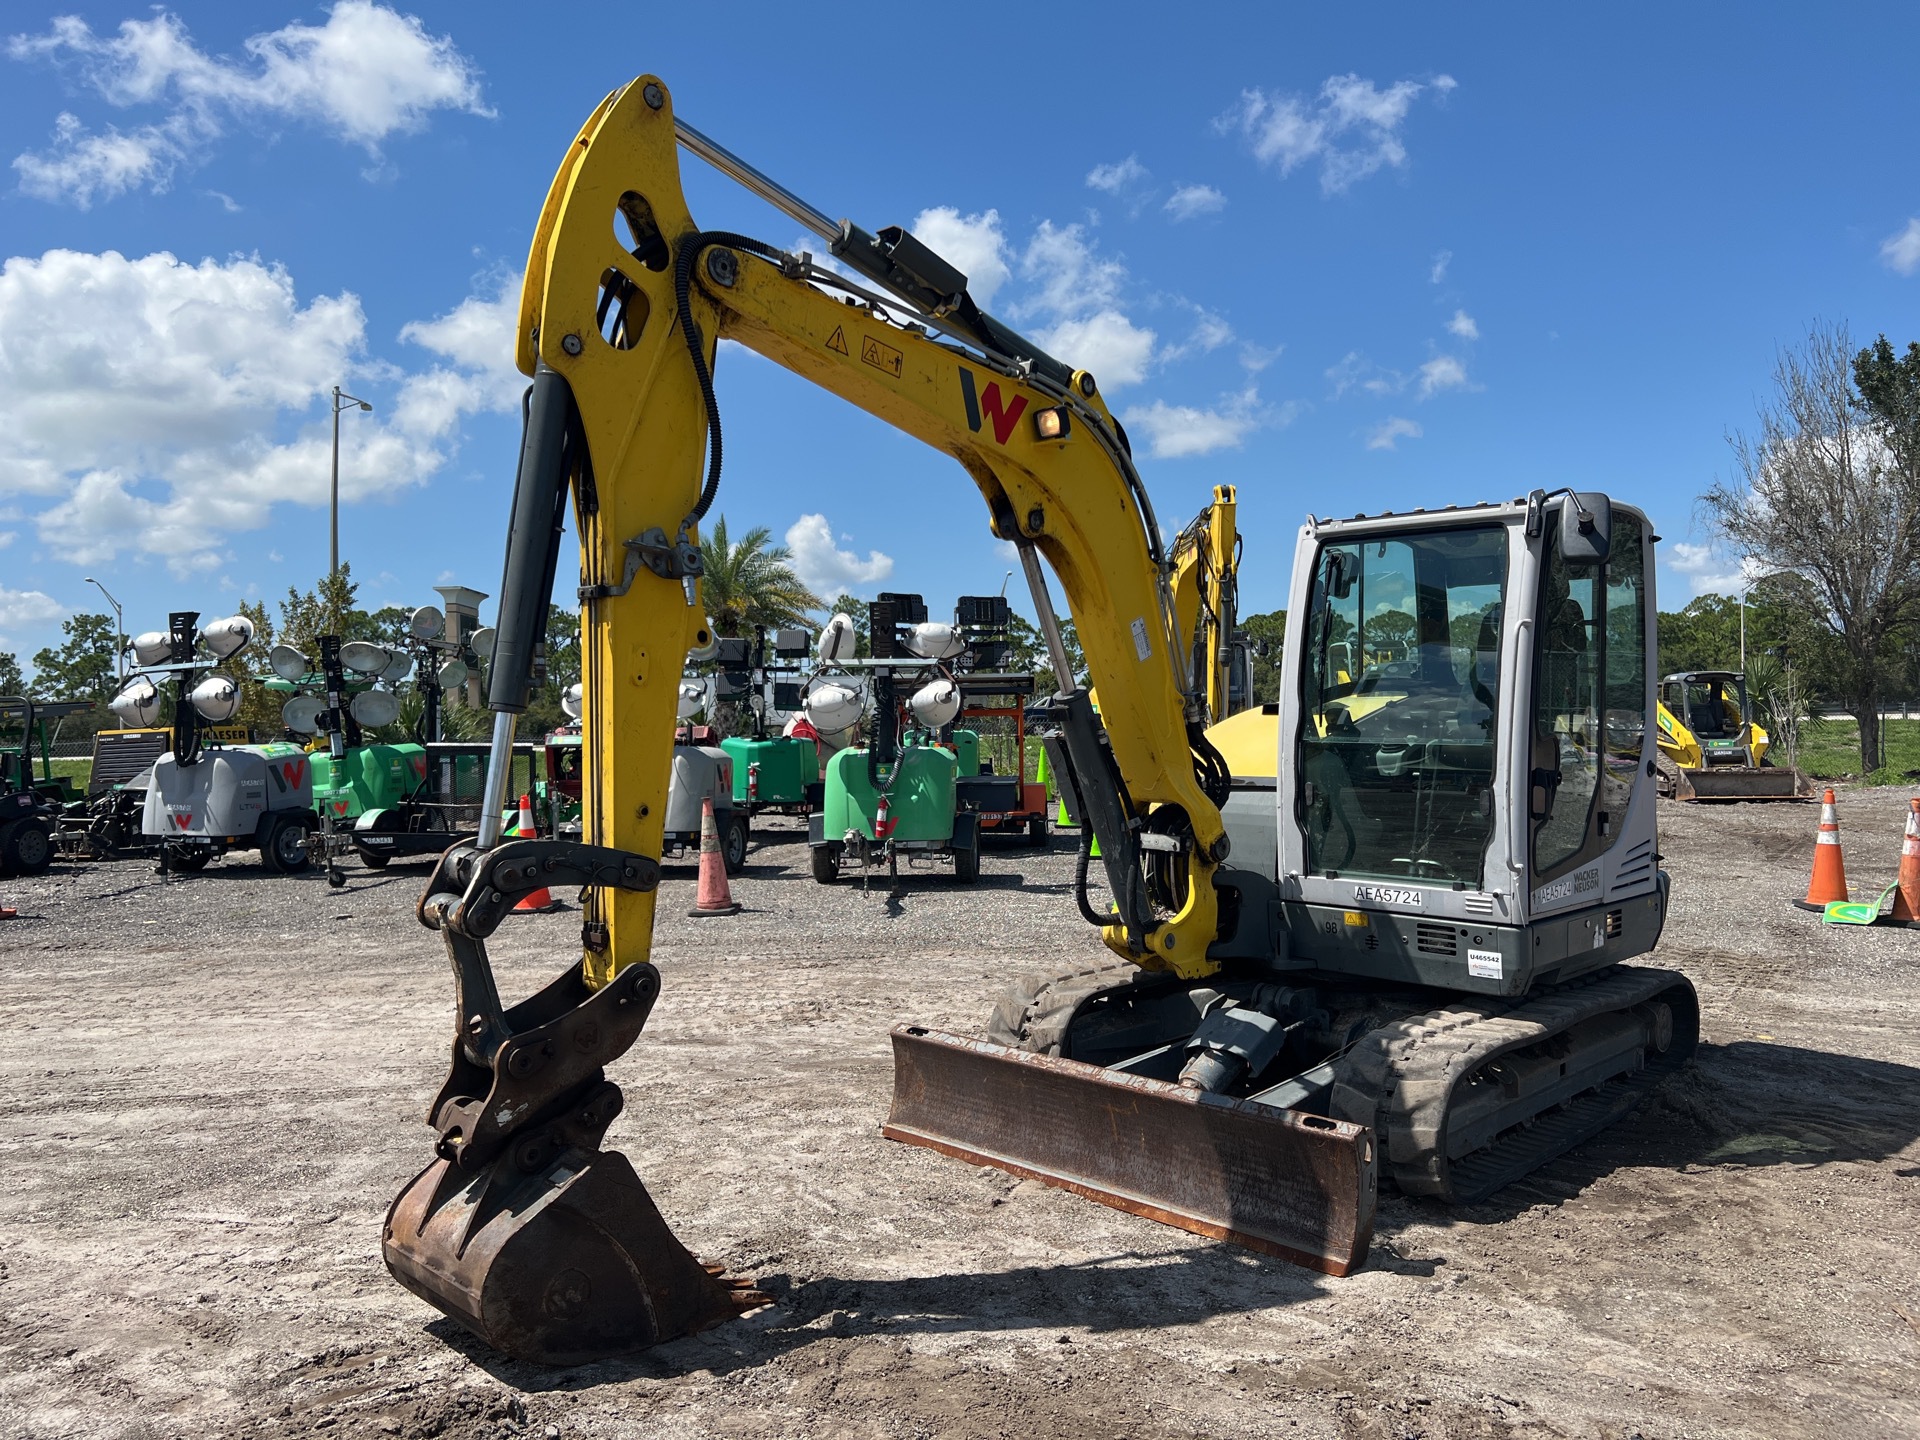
xmin=1704 ymin=322 xmax=1920 ymax=775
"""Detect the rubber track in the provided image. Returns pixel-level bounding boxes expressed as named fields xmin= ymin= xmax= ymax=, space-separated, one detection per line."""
xmin=1328 ymin=964 xmax=1698 ymax=1203
xmin=985 ymin=958 xmax=1151 ymax=1055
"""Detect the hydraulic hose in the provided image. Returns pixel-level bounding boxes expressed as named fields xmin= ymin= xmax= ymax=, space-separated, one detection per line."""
xmin=1074 ymin=821 xmax=1110 ymax=929
xmin=672 ymin=230 xmax=787 ymax=523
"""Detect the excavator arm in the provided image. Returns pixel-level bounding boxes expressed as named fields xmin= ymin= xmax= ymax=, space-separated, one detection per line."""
xmin=1168 ymin=485 xmax=1241 ymax=727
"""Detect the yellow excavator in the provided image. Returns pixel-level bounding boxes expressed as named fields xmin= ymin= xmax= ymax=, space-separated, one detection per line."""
xmin=383 ymin=76 xmax=1699 ymax=1364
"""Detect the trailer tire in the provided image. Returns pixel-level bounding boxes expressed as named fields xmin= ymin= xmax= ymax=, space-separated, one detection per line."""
xmin=356 ymin=847 xmax=391 ymax=869
xmin=810 ymin=842 xmax=841 ymax=885
xmin=952 ymin=839 xmax=980 ymax=884
xmin=263 ymin=814 xmax=312 ymax=874
xmin=722 ymin=814 xmax=750 ymax=876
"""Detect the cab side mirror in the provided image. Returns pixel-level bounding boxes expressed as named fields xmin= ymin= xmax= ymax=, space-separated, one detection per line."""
xmin=1326 ymin=549 xmax=1356 ymax=599
xmin=1559 ymin=492 xmax=1612 ymax=565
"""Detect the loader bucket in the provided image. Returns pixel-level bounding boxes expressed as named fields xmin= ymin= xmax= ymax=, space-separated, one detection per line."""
xmin=884 ymin=1026 xmax=1376 ymax=1276
xmin=1681 ymin=764 xmax=1814 ymax=801
xmin=384 ymin=1146 xmax=763 ymax=1365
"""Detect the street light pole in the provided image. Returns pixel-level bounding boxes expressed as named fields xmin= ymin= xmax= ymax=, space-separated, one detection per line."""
xmin=330 ymin=384 xmax=374 ymax=585
xmin=83 ymin=575 xmax=125 ymax=681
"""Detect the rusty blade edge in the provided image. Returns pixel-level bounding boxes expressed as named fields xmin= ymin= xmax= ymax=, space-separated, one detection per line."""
xmin=881 ymin=1123 xmax=1360 ymax=1278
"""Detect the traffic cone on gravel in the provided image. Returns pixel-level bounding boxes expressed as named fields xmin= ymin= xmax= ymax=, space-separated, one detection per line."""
xmin=688 ymin=796 xmax=740 ymax=918
xmin=510 ymin=792 xmax=561 ymax=913
xmin=1891 ymin=797 xmax=1920 ymax=923
xmin=1802 ymin=788 xmax=1850 ymax=907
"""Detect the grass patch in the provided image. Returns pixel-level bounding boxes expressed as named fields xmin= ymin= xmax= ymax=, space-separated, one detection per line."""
xmin=1788 ymin=718 xmax=1920 ymax=782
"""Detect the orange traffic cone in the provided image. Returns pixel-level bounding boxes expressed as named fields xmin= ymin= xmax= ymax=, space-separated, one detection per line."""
xmin=1801 ymin=788 xmax=1849 ymax=908
xmin=510 ymin=792 xmax=561 ymax=913
xmin=1890 ymin=797 xmax=1920 ymax=923
xmin=688 ymin=796 xmax=740 ymax=918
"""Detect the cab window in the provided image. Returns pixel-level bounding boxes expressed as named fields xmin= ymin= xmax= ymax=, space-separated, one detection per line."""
xmin=1298 ymin=524 xmax=1507 ymax=887
xmin=1530 ymin=509 xmax=1645 ymax=881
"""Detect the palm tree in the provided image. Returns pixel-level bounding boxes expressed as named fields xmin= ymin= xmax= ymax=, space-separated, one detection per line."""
xmin=697 ymin=516 xmax=825 ymax=635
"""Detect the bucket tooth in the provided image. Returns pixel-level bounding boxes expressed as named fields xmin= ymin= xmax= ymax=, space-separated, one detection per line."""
xmin=384 ymin=1147 xmax=759 ymax=1365
xmin=883 ymin=1025 xmax=1376 ymax=1276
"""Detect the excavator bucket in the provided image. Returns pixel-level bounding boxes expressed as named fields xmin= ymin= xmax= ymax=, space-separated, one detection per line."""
xmin=884 ymin=1027 xmax=1377 ymax=1275
xmin=385 ymin=1147 xmax=760 ymax=1365
xmin=386 ymin=840 xmax=766 ymax=1364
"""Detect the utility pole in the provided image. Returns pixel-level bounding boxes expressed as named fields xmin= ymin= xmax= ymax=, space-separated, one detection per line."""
xmin=84 ymin=576 xmax=125 ymax=682
xmin=330 ymin=384 xmax=374 ymax=588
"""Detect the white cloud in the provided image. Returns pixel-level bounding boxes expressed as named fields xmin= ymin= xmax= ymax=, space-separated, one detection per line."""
xmin=394 ymin=269 xmax=525 ymax=437
xmin=1326 ymin=351 xmax=1402 ymax=398
xmin=8 ymin=4 xmax=489 ymax=205
xmin=1018 ymin=221 xmax=1127 ymax=317
xmin=1446 ymin=309 xmax=1479 ymax=340
xmin=0 ymin=248 xmax=455 ymax=574
xmin=1001 ymin=222 xmax=1157 ymax=388
xmin=12 ymin=111 xmax=184 ymax=207
xmin=1086 ymin=155 xmax=1148 ymax=193
xmin=1220 ymin=72 xmax=1454 ymax=194
xmin=1881 ymin=219 xmax=1920 ymax=276
xmin=1366 ymin=416 xmax=1422 ymax=451
xmin=1122 ymin=386 xmax=1277 ymax=459
xmin=0 ymin=531 xmax=14 ymax=549
xmin=1164 ymin=184 xmax=1226 ymax=221
xmin=0 ymin=585 xmax=64 ymax=646
xmin=1416 ymin=355 xmax=1470 ymax=398
xmin=1158 ymin=308 xmax=1234 ymax=365
xmin=909 ymin=207 xmax=1011 ymax=306
xmin=1238 ymin=341 xmax=1284 ymax=373
xmin=1038 ymin=310 xmax=1157 ymax=389
xmin=1668 ymin=542 xmax=1766 ymax=599
xmin=1430 ymin=250 xmax=1452 ymax=284
xmin=785 ymin=513 xmax=892 ymax=599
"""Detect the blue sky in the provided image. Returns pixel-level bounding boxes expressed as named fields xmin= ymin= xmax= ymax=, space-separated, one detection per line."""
xmin=2 ymin=2 xmax=1918 ymax=668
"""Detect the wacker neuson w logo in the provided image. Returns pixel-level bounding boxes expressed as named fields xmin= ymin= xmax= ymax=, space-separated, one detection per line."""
xmin=958 ymin=366 xmax=1027 ymax=445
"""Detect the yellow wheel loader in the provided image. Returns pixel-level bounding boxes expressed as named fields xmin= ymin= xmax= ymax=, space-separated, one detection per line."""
xmin=383 ymin=76 xmax=1700 ymax=1364
xmin=1654 ymin=670 xmax=1812 ymax=801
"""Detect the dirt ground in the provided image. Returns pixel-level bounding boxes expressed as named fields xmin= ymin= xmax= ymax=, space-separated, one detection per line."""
xmin=1 ymin=788 xmax=1917 ymax=1440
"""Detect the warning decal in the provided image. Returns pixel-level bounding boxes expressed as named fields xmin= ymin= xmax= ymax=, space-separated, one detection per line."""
xmin=861 ymin=335 xmax=904 ymax=377
xmin=826 ymin=325 xmax=849 ymax=356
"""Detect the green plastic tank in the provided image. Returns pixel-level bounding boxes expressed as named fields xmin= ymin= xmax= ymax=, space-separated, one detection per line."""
xmin=822 ymin=743 xmax=955 ymax=842
xmin=312 ymin=743 xmax=427 ymax=823
xmin=945 ymin=728 xmax=981 ymax=778
xmin=721 ymin=735 xmax=818 ymax=806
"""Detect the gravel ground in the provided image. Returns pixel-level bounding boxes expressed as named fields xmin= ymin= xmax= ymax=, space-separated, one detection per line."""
xmin=1 ymin=790 xmax=1917 ymax=1440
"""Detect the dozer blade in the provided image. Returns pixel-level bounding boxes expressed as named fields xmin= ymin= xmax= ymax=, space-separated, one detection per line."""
xmin=883 ymin=1026 xmax=1376 ymax=1276
xmin=1681 ymin=765 xmax=1813 ymax=801
xmin=384 ymin=1146 xmax=766 ymax=1366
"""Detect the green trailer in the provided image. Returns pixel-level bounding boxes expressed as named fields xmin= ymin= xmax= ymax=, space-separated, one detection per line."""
xmin=805 ymin=593 xmax=1023 ymax=886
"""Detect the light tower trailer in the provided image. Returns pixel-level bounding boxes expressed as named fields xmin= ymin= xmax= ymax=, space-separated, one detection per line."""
xmin=137 ymin=612 xmax=319 ymax=874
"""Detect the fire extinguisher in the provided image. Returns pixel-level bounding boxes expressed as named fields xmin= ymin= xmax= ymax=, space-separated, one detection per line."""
xmin=875 ymin=792 xmax=895 ymax=840
xmin=747 ymin=762 xmax=760 ymax=804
